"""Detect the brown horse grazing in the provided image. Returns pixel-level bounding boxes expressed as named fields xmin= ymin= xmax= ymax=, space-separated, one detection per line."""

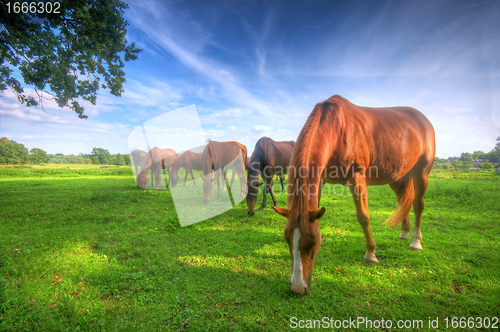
xmin=272 ymin=95 xmax=435 ymax=294
xmin=130 ymin=150 xmax=153 ymax=184
xmin=202 ymin=140 xmax=248 ymax=203
xmin=170 ymin=151 xmax=203 ymax=187
xmin=137 ymin=147 xmax=177 ymax=190
xmin=246 ymin=137 xmax=295 ymax=216
xmin=130 ymin=150 xmax=147 ymax=175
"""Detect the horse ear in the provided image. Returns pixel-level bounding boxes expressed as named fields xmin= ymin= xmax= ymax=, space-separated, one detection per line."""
xmin=271 ymin=206 xmax=288 ymax=218
xmin=309 ymin=207 xmax=326 ymax=221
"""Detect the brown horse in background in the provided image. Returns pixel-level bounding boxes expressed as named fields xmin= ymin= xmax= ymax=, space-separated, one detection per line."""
xmin=246 ymin=137 xmax=295 ymax=216
xmin=202 ymin=140 xmax=248 ymax=203
xmin=137 ymin=147 xmax=177 ymax=190
xmin=170 ymin=151 xmax=203 ymax=187
xmin=130 ymin=150 xmax=147 ymax=175
xmin=272 ymin=95 xmax=435 ymax=294
xmin=130 ymin=150 xmax=153 ymax=184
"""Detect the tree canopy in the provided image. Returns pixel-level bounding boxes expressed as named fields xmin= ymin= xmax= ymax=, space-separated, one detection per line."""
xmin=0 ymin=137 xmax=29 ymax=163
xmin=0 ymin=0 xmax=141 ymax=119
xmin=90 ymin=147 xmax=111 ymax=165
xmin=460 ymin=152 xmax=473 ymax=162
xmin=29 ymin=147 xmax=50 ymax=163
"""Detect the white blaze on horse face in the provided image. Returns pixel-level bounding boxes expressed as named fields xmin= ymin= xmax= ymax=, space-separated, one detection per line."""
xmin=291 ymin=228 xmax=304 ymax=286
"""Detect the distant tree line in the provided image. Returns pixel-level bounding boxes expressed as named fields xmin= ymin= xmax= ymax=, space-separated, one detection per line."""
xmin=0 ymin=137 xmax=131 ymax=165
xmin=2 ymin=135 xmax=499 ymax=169
xmin=434 ymin=136 xmax=500 ymax=170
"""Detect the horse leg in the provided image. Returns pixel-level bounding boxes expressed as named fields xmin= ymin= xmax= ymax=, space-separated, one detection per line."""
xmin=221 ymin=168 xmax=227 ymax=192
xmin=166 ymin=166 xmax=171 ymax=189
xmin=238 ymin=169 xmax=247 ymax=196
xmin=279 ymin=175 xmax=284 ymax=193
xmin=183 ymin=168 xmax=189 ymax=187
xmin=257 ymin=179 xmax=269 ymax=211
xmin=216 ymin=170 xmax=221 ymax=193
xmin=154 ymin=169 xmax=160 ymax=189
xmin=269 ymin=180 xmax=278 ymax=206
xmin=230 ymin=170 xmax=236 ymax=191
xmin=349 ymin=177 xmax=378 ymax=264
xmin=409 ymin=171 xmax=429 ymax=251
xmin=190 ymin=169 xmax=196 ymax=186
xmin=389 ymin=177 xmax=411 ymax=239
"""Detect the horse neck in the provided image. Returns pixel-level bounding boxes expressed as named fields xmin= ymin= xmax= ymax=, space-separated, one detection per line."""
xmin=289 ymin=154 xmax=325 ymax=202
xmin=171 ymin=158 xmax=182 ymax=174
xmin=287 ymin=104 xmax=336 ymax=233
xmin=138 ymin=150 xmax=156 ymax=175
xmin=203 ymin=146 xmax=213 ymax=175
xmin=139 ymin=163 xmax=151 ymax=175
xmin=247 ymin=154 xmax=262 ymax=179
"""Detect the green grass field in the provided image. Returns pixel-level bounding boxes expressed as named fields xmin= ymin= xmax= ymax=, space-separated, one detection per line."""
xmin=1 ymin=164 xmax=499 ymax=331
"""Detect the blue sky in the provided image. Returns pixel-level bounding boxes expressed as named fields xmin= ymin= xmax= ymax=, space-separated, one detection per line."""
xmin=0 ymin=0 xmax=499 ymax=158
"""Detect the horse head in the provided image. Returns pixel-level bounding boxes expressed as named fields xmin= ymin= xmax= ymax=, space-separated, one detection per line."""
xmin=137 ymin=173 xmax=148 ymax=190
xmin=272 ymin=205 xmax=326 ymax=294
xmin=170 ymin=172 xmax=179 ymax=187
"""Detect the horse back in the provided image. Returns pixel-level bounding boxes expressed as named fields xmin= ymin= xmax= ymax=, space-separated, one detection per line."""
xmin=253 ymin=137 xmax=294 ymax=170
xmin=320 ymin=97 xmax=435 ymax=184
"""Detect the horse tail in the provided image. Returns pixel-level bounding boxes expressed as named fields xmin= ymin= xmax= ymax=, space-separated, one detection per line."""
xmin=383 ymin=176 xmax=414 ymax=227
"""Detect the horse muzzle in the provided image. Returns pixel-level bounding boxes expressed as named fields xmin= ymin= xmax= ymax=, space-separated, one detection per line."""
xmin=290 ymin=278 xmax=308 ymax=295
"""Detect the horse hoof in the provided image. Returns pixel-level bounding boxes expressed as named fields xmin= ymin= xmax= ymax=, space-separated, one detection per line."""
xmin=410 ymin=242 xmax=423 ymax=251
xmin=256 ymin=207 xmax=264 ymax=212
xmin=363 ymin=257 xmax=379 ymax=265
xmin=363 ymin=253 xmax=379 ymax=265
xmin=399 ymin=231 xmax=410 ymax=239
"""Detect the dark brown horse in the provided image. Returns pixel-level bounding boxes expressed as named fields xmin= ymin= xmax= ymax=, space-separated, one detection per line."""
xmin=170 ymin=151 xmax=203 ymax=187
xmin=202 ymin=140 xmax=248 ymax=203
xmin=272 ymin=95 xmax=435 ymax=294
xmin=246 ymin=137 xmax=295 ymax=216
xmin=137 ymin=147 xmax=177 ymax=190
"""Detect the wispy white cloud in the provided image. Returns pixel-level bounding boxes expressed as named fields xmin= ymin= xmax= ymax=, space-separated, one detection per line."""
xmin=126 ymin=1 xmax=275 ymax=117
xmin=1 ymin=0 xmax=499 ymax=158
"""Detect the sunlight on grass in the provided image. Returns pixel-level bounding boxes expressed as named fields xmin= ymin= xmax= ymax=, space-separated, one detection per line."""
xmin=1 ymin=165 xmax=499 ymax=330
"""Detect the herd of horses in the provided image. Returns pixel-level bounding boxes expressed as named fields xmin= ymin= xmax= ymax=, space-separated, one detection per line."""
xmin=130 ymin=95 xmax=436 ymax=294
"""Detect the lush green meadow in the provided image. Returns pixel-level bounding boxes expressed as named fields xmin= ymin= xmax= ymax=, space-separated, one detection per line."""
xmin=1 ymin=164 xmax=499 ymax=331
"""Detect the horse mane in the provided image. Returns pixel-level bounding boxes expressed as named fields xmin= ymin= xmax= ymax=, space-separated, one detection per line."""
xmin=202 ymin=140 xmax=217 ymax=176
xmin=288 ymin=95 xmax=347 ymax=234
